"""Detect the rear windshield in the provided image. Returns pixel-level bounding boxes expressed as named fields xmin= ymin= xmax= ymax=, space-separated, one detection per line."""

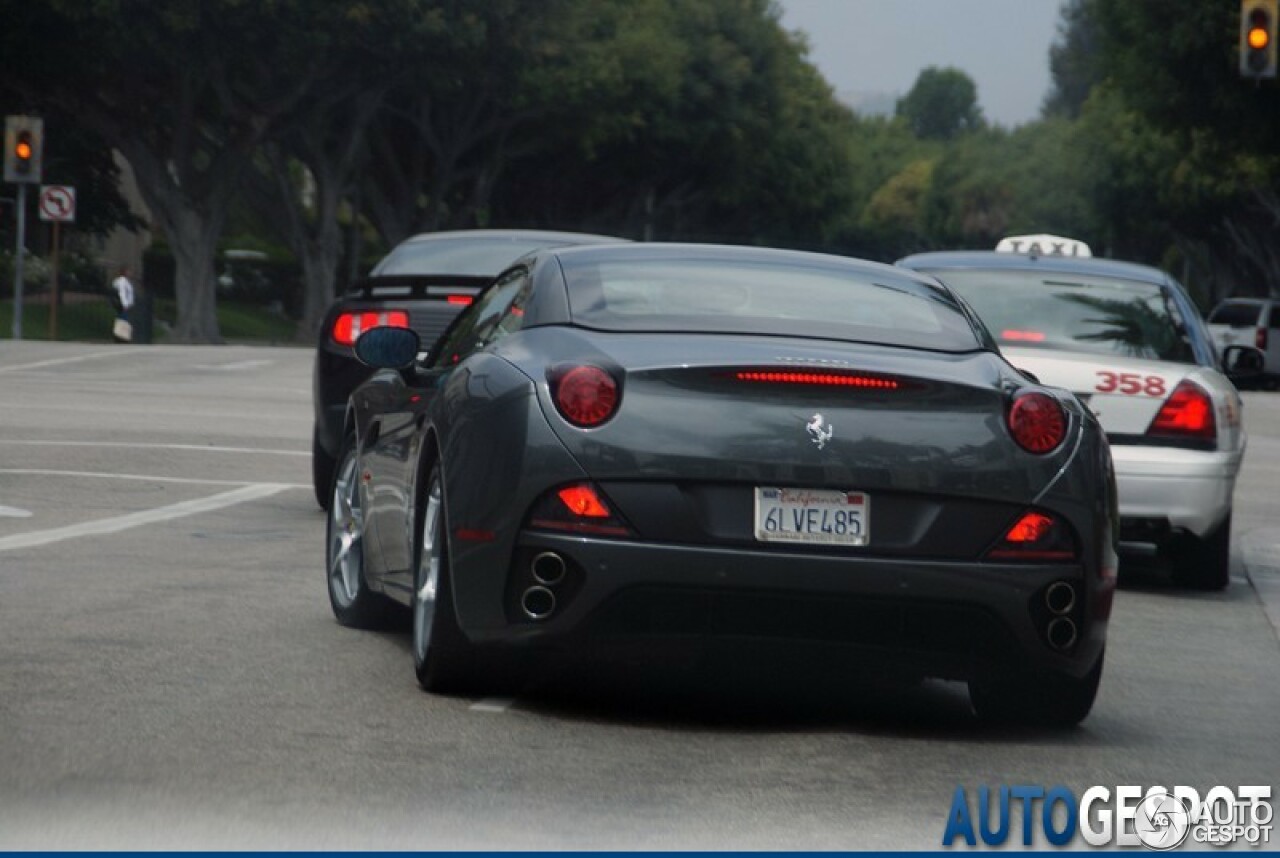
xmin=924 ymin=268 xmax=1197 ymax=364
xmin=373 ymin=237 xmax=568 ymax=277
xmin=1208 ymin=301 xmax=1263 ymax=327
xmin=562 ymin=257 xmax=983 ymax=352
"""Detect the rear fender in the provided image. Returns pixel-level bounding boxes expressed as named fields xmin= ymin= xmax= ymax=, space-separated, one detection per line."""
xmin=434 ymin=353 xmax=589 ymax=635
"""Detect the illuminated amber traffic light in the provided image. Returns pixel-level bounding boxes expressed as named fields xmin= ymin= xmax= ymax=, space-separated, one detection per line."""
xmin=1240 ymin=0 xmax=1278 ymax=78
xmin=1249 ymin=18 xmax=1271 ymax=48
xmin=13 ymin=131 xmax=33 ymax=172
xmin=3 ymin=115 xmax=43 ymax=183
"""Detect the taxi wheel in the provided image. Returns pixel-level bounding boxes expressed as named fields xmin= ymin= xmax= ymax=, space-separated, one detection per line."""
xmin=969 ymin=651 xmax=1103 ymax=728
xmin=1171 ymin=513 xmax=1231 ymax=591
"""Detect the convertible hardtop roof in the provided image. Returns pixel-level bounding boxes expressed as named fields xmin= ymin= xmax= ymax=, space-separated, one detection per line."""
xmin=897 ymin=250 xmax=1173 ymax=287
xmin=550 ymin=241 xmax=941 ymax=286
xmin=398 ymin=228 xmax=625 ymax=246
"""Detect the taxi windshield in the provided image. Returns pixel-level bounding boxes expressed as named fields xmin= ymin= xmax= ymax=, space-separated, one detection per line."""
xmin=926 ymin=269 xmax=1198 ymax=364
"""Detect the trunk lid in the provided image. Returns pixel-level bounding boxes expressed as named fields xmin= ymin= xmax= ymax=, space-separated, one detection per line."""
xmin=513 ymin=331 xmax=1078 ymax=506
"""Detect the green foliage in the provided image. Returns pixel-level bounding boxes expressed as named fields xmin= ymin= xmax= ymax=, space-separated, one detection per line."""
xmin=1043 ymin=0 xmax=1102 ymax=119
xmin=895 ymin=67 xmax=984 ymax=140
xmin=487 ymin=0 xmax=860 ymax=248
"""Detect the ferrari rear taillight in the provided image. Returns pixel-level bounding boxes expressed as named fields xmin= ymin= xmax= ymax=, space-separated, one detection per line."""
xmin=331 ymin=310 xmax=410 ymax=347
xmin=1008 ymin=391 xmax=1067 ymax=454
xmin=551 ymin=365 xmax=619 ymax=427
xmin=1147 ymin=380 xmax=1216 ymax=442
xmin=556 ymin=485 xmax=611 ymax=518
xmin=528 ymin=483 xmax=632 ymax=537
xmin=985 ymin=510 xmax=1077 ymax=561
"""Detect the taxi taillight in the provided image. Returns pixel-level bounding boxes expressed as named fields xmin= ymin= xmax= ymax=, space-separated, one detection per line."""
xmin=1146 ymin=380 xmax=1216 ymax=442
xmin=331 ymin=310 xmax=410 ymax=347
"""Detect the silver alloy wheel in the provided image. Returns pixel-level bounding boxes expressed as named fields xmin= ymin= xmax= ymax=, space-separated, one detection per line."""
xmin=413 ymin=473 xmax=443 ymax=665
xmin=327 ymin=450 xmax=364 ymax=608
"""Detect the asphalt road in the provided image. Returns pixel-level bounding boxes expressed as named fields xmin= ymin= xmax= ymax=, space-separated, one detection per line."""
xmin=1 ymin=341 xmax=1278 ymax=849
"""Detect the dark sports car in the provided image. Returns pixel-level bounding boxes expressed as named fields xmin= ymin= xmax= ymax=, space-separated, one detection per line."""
xmin=326 ymin=243 xmax=1118 ymax=726
xmin=312 ymin=229 xmax=622 ymax=508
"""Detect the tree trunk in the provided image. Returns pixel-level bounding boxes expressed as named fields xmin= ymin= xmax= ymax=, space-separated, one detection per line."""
xmin=297 ymin=217 xmax=343 ymax=342
xmin=166 ymin=209 xmax=225 ymax=343
xmin=121 ymin=144 xmax=231 ymax=344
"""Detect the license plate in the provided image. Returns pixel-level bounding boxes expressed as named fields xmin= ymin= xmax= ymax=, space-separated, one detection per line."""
xmin=754 ymin=487 xmax=869 ymax=546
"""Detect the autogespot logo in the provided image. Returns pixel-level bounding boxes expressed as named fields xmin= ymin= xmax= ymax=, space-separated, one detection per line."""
xmin=1133 ymin=791 xmax=1191 ymax=850
xmin=942 ymin=784 xmax=1273 ymax=849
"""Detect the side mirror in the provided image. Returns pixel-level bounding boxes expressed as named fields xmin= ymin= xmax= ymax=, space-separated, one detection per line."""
xmin=354 ymin=326 xmax=421 ymax=369
xmin=1222 ymin=344 xmax=1265 ymax=379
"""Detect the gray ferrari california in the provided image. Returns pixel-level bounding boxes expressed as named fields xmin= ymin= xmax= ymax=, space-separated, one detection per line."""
xmin=325 ymin=243 xmax=1118 ymax=726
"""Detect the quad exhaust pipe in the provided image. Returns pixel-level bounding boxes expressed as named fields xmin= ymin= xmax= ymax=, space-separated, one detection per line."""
xmin=531 ymin=551 xmax=566 ymax=586
xmin=520 ymin=552 xmax=567 ymax=620
xmin=1045 ymin=581 xmax=1076 ymax=616
xmin=1047 ymin=617 xmax=1078 ymax=651
xmin=521 ymin=585 xmax=556 ymax=620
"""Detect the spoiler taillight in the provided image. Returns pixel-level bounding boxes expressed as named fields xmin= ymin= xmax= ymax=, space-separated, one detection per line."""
xmin=331 ymin=310 xmax=409 ymax=347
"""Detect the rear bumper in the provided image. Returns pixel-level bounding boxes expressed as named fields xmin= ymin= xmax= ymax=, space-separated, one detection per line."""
xmin=313 ymin=345 xmax=372 ymax=456
xmin=465 ymin=534 xmax=1112 ymax=682
xmin=1111 ymin=445 xmax=1240 ymax=540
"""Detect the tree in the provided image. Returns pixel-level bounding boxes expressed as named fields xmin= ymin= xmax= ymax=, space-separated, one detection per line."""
xmin=895 ymin=67 xmax=984 ymax=140
xmin=0 ymin=1 xmax=370 ymax=342
xmin=1042 ymin=0 xmax=1103 ymax=119
xmin=237 ymin=6 xmax=417 ymax=340
xmin=487 ymin=0 xmax=859 ymax=248
xmin=1087 ymin=0 xmax=1280 ymax=301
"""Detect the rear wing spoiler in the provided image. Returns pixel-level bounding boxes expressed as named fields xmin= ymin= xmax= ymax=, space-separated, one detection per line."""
xmin=342 ymin=274 xmax=493 ymax=300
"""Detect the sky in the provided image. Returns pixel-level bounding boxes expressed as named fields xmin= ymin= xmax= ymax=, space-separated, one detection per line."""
xmin=773 ymin=0 xmax=1065 ymax=127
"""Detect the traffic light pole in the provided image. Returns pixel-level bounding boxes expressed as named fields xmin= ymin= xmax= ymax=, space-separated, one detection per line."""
xmin=12 ymin=182 xmax=26 ymax=339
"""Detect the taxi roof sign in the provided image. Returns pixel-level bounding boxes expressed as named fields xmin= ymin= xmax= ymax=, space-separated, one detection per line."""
xmin=995 ymin=234 xmax=1092 ymax=258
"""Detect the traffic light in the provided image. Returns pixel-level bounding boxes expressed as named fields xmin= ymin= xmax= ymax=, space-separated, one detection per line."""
xmin=14 ymin=131 xmax=34 ymax=174
xmin=3 ymin=115 xmax=43 ymax=183
xmin=1240 ymin=0 xmax=1278 ymax=78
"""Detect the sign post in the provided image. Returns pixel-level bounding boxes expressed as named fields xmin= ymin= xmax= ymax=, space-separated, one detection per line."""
xmin=38 ymin=185 xmax=75 ymax=340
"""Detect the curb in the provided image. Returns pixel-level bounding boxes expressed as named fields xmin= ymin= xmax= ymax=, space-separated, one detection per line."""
xmin=1241 ymin=528 xmax=1280 ymax=644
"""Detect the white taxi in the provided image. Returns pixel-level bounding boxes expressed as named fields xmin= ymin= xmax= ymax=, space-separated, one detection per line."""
xmin=899 ymin=237 xmax=1248 ymax=589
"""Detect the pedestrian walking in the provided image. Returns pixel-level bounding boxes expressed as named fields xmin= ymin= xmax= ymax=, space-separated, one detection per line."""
xmin=111 ymin=265 xmax=136 ymax=343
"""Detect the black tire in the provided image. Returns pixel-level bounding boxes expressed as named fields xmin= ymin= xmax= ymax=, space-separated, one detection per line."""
xmin=412 ymin=462 xmax=525 ymax=695
xmin=312 ymin=427 xmax=337 ymax=511
xmin=412 ymin=463 xmax=482 ymax=693
xmin=969 ymin=651 xmax=1104 ymax=728
xmin=1170 ymin=513 xmax=1231 ymax=591
xmin=325 ymin=436 xmax=391 ymax=628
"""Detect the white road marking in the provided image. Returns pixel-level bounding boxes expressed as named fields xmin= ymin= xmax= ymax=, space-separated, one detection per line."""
xmin=0 ymin=468 xmax=307 ymax=488
xmin=0 ymin=349 xmax=135 ymax=374
xmin=469 ymin=697 xmax=516 ymax=713
xmin=0 ymin=505 xmax=33 ymax=518
xmin=0 ymin=440 xmax=307 ymax=457
xmin=192 ymin=359 xmax=273 ymax=371
xmin=6 ymin=403 xmax=306 ymax=423
xmin=0 ymin=483 xmax=296 ymax=552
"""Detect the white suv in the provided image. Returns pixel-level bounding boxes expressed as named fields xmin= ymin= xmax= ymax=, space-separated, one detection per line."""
xmin=1207 ymin=298 xmax=1280 ymax=388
